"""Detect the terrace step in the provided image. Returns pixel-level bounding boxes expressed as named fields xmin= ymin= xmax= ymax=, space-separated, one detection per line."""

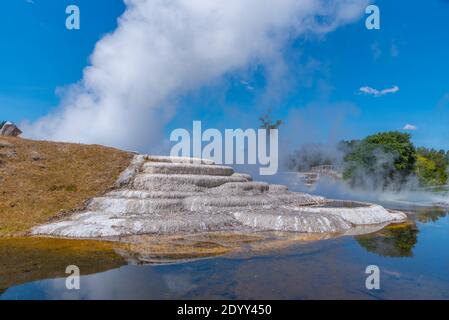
xmin=208 ymin=182 xmax=269 ymax=195
xmin=87 ymin=197 xmax=184 ymax=214
xmin=133 ymin=174 xmax=247 ymax=190
xmin=142 ymin=162 xmax=234 ymax=176
xmin=105 ymin=190 xmax=198 ymax=199
xmin=184 ymin=195 xmax=275 ymax=212
xmin=32 ymin=210 xmax=238 ymax=237
xmin=146 ymin=155 xmax=215 ymax=165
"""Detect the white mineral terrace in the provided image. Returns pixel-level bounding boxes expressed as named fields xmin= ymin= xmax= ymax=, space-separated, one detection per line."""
xmin=32 ymin=155 xmax=407 ymax=238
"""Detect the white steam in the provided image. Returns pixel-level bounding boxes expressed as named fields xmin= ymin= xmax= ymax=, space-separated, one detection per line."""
xmin=288 ymin=176 xmax=449 ymax=209
xmin=22 ymin=0 xmax=367 ymax=152
xmin=280 ymin=145 xmax=449 ymax=208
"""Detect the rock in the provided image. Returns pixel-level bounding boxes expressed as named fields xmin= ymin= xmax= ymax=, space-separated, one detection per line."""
xmin=0 ymin=122 xmax=22 ymax=137
xmin=30 ymin=151 xmax=45 ymax=161
xmin=0 ymin=149 xmax=17 ymax=159
xmin=115 ymin=154 xmax=146 ymax=188
xmin=0 ymin=140 xmax=14 ymax=148
xmin=32 ymin=154 xmax=407 ymax=238
xmin=231 ymin=173 xmax=253 ymax=181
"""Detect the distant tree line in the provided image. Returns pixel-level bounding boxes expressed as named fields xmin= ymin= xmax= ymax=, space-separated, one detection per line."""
xmin=415 ymin=147 xmax=449 ymax=187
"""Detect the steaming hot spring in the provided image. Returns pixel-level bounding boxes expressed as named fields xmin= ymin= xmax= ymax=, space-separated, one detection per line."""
xmin=32 ymin=155 xmax=407 ymax=238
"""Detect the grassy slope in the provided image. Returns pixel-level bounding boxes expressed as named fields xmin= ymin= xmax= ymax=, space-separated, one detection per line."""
xmin=0 ymin=137 xmax=132 ymax=237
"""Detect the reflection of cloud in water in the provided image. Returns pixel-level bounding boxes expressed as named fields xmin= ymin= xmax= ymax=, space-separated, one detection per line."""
xmin=162 ymin=273 xmax=197 ymax=296
xmin=31 ymin=266 xmax=169 ymax=300
xmin=42 ymin=266 xmax=197 ymax=299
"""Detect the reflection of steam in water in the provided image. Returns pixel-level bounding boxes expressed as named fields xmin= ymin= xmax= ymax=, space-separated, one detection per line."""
xmin=355 ymin=222 xmax=419 ymax=258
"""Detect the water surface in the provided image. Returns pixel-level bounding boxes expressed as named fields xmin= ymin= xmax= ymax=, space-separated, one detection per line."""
xmin=1 ymin=207 xmax=448 ymax=300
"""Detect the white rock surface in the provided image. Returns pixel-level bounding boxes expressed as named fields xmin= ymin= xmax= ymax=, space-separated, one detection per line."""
xmin=32 ymin=155 xmax=407 ymax=238
xmin=142 ymin=162 xmax=234 ymax=176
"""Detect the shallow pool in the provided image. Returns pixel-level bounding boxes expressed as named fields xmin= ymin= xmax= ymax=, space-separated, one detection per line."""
xmin=1 ymin=207 xmax=448 ymax=300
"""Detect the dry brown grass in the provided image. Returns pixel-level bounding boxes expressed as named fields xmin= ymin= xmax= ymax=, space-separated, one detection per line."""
xmin=0 ymin=137 xmax=132 ymax=237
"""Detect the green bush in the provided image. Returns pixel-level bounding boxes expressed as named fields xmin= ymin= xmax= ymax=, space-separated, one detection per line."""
xmin=416 ymin=148 xmax=448 ymax=186
xmin=343 ymin=131 xmax=417 ymax=190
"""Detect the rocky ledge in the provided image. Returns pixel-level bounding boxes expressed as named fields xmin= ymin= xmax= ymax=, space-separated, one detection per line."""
xmin=32 ymin=155 xmax=407 ymax=238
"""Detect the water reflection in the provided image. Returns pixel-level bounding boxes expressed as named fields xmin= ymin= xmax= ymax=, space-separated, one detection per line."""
xmin=1 ymin=208 xmax=449 ymax=299
xmin=355 ymin=223 xmax=419 ymax=258
xmin=413 ymin=207 xmax=448 ymax=223
xmin=0 ymin=237 xmax=126 ymax=293
xmin=354 ymin=207 xmax=448 ymax=258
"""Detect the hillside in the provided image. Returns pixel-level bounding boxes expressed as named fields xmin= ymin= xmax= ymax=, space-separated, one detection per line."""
xmin=0 ymin=137 xmax=132 ymax=237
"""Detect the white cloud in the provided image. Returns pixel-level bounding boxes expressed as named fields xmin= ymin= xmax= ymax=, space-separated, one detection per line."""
xmin=23 ymin=0 xmax=368 ymax=152
xmin=359 ymin=85 xmax=400 ymax=97
xmin=403 ymin=124 xmax=417 ymax=131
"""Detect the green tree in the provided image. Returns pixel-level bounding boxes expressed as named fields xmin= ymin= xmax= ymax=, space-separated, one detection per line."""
xmin=343 ymin=131 xmax=417 ymax=190
xmin=415 ymin=147 xmax=448 ymax=186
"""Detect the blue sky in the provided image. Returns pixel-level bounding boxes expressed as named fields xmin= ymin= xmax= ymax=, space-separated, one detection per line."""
xmin=1 ymin=0 xmax=449 ymax=150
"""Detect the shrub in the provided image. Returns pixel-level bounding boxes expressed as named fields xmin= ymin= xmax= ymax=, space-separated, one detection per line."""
xmin=415 ymin=148 xmax=448 ymax=186
xmin=343 ymin=131 xmax=417 ymax=190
